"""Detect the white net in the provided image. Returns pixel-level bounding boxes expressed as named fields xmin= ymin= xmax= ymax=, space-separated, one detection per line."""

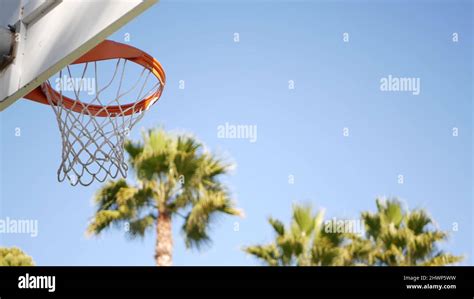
xmin=42 ymin=58 xmax=162 ymax=186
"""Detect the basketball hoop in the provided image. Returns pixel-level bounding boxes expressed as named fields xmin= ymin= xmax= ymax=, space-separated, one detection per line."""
xmin=24 ymin=40 xmax=166 ymax=186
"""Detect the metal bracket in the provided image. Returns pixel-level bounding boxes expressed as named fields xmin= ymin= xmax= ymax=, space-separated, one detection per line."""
xmin=0 ymin=26 xmax=15 ymax=71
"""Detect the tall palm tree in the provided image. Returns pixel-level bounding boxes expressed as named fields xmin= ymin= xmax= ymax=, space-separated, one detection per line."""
xmin=87 ymin=128 xmax=243 ymax=266
xmin=362 ymin=198 xmax=462 ymax=266
xmin=244 ymin=204 xmax=365 ymax=266
xmin=0 ymin=247 xmax=35 ymax=266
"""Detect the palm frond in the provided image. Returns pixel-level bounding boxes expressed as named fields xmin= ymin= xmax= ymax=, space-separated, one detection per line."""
xmin=93 ymin=179 xmax=129 ymax=210
xmin=376 ymin=198 xmax=404 ymax=227
xmin=87 ymin=180 xmax=155 ymax=236
xmin=243 ymin=245 xmax=280 ymax=266
xmin=361 ymin=212 xmax=381 ymax=240
xmin=291 ymin=203 xmax=315 ymax=237
xmin=268 ymin=217 xmax=285 ymax=236
xmin=422 ymin=253 xmax=463 ymax=266
xmin=86 ymin=210 xmax=123 ymax=235
xmin=406 ymin=210 xmax=431 ymax=235
xmin=135 ymin=153 xmax=170 ymax=181
xmin=124 ymin=139 xmax=144 ymax=162
xmin=182 ymin=190 xmax=242 ymax=249
xmin=127 ymin=215 xmax=156 ymax=239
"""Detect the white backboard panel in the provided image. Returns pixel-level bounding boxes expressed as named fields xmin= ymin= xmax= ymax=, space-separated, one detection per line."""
xmin=0 ymin=0 xmax=157 ymax=111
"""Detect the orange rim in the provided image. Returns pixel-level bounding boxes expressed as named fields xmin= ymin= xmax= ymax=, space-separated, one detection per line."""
xmin=24 ymin=40 xmax=166 ymax=117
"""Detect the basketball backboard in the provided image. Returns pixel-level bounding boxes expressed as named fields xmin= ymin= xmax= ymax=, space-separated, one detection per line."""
xmin=0 ymin=0 xmax=157 ymax=111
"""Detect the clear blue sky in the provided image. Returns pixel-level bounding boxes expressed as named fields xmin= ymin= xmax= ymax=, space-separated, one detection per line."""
xmin=1 ymin=0 xmax=472 ymax=265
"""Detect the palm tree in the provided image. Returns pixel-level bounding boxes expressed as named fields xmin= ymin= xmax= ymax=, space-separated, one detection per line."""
xmin=361 ymin=198 xmax=462 ymax=266
xmin=245 ymin=198 xmax=462 ymax=266
xmin=0 ymin=247 xmax=35 ymax=266
xmin=87 ymin=128 xmax=243 ymax=266
xmin=244 ymin=204 xmax=364 ymax=266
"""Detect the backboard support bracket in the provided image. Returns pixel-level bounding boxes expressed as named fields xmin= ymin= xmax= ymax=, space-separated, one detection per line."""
xmin=0 ymin=26 xmax=15 ymax=71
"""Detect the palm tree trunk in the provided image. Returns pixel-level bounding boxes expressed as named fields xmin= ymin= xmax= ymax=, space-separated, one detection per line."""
xmin=155 ymin=212 xmax=173 ymax=266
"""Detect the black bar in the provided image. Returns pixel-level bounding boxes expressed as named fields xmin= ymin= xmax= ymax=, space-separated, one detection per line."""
xmin=0 ymin=266 xmax=473 ymax=298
